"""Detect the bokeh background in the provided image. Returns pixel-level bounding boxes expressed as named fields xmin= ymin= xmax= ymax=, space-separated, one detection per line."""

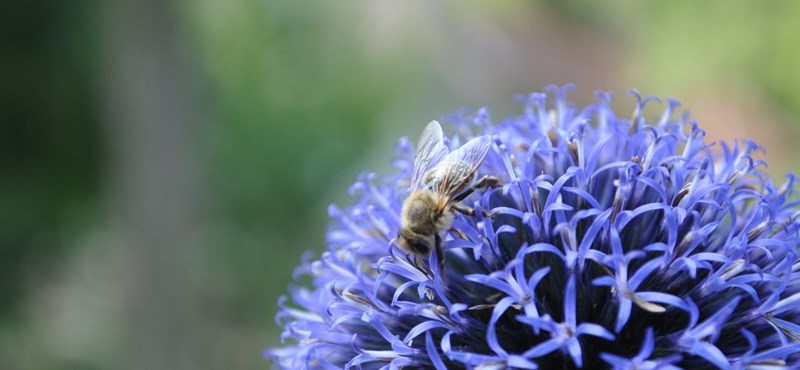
xmin=2 ymin=1 xmax=799 ymax=369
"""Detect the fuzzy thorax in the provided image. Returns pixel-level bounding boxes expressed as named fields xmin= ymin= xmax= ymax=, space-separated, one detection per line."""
xmin=401 ymin=189 xmax=453 ymax=235
xmin=396 ymin=189 xmax=454 ymax=257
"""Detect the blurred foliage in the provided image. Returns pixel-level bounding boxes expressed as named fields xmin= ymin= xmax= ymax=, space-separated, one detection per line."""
xmin=548 ymin=0 xmax=800 ymax=121
xmin=0 ymin=1 xmax=100 ymax=316
xmin=183 ymin=0 xmax=412 ymax=334
xmin=1 ymin=0 xmax=799 ymax=369
xmin=633 ymin=1 xmax=800 ymax=117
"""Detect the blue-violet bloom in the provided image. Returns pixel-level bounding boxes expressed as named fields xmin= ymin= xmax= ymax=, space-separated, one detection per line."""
xmin=266 ymin=85 xmax=800 ymax=369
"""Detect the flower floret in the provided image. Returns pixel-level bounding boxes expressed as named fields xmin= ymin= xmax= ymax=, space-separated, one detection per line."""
xmin=268 ymin=86 xmax=800 ymax=369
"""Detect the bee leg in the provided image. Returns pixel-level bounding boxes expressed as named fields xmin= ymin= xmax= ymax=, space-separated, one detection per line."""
xmin=406 ymin=254 xmax=434 ymax=278
xmin=451 ymin=176 xmax=503 ymax=203
xmin=405 ymin=253 xmax=415 ymax=266
xmin=434 ymin=233 xmax=445 ymax=274
xmin=473 ymin=175 xmax=502 ymax=191
xmin=451 ymin=203 xmax=497 ymax=218
xmin=450 ymin=227 xmax=469 ymax=240
xmin=451 ymin=188 xmax=475 ymax=203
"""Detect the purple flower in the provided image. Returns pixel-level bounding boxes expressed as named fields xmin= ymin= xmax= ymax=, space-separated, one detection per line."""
xmin=266 ymin=85 xmax=800 ymax=369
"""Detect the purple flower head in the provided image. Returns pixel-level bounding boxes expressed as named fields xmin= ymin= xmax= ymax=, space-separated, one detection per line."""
xmin=266 ymin=86 xmax=800 ymax=369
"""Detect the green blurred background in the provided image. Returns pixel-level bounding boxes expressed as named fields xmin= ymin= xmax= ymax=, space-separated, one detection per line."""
xmin=1 ymin=1 xmax=798 ymax=369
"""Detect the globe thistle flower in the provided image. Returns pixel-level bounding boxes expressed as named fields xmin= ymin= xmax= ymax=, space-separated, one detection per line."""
xmin=265 ymin=85 xmax=800 ymax=369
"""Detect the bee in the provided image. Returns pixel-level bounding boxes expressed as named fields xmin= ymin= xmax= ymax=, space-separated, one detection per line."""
xmin=397 ymin=120 xmax=498 ymax=273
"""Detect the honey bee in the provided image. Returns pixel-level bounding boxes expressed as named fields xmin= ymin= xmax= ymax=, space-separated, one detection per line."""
xmin=397 ymin=120 xmax=497 ymax=273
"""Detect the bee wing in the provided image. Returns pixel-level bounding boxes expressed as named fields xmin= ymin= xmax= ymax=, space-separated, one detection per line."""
xmin=411 ymin=121 xmax=450 ymax=191
xmin=429 ymin=135 xmax=493 ymax=200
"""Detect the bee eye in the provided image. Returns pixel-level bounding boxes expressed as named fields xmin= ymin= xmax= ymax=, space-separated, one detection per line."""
xmin=408 ymin=239 xmax=430 ymax=255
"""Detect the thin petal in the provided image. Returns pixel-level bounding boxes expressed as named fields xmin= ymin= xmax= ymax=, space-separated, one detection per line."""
xmin=488 ymin=296 xmax=517 ymax=356
xmin=564 ymin=274 xmax=577 ymax=326
xmin=567 ymin=337 xmax=583 ymax=368
xmin=426 ymin=331 xmax=447 ymax=370
xmin=523 ymin=338 xmax=563 ymax=359
xmin=576 ymin=323 xmax=615 ymax=341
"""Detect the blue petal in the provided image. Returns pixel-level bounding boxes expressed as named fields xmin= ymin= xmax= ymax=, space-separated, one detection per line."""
xmin=425 ymin=331 xmax=448 ymax=370
xmin=688 ymin=341 xmax=731 ymax=369
xmin=564 ymin=274 xmax=577 ymax=326
xmin=770 ymin=291 xmax=800 ymax=315
xmin=506 ymin=355 xmax=540 ymax=369
xmin=746 ymin=343 xmax=800 ymax=364
xmin=523 ymin=338 xmax=563 ymax=359
xmin=615 ymin=297 xmax=633 ymax=333
xmin=567 ymin=337 xmax=583 ymax=368
xmin=576 ymin=323 xmax=615 ymax=341
xmin=487 ymin=296 xmax=517 ymax=356
xmin=402 ymin=320 xmax=450 ymax=344
xmin=637 ymin=327 xmax=656 ymax=360
xmin=635 ymin=292 xmax=689 ymax=312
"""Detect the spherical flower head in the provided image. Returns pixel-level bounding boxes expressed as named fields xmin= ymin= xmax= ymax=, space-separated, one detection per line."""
xmin=266 ymin=85 xmax=800 ymax=369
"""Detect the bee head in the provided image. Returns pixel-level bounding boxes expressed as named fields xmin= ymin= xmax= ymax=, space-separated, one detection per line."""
xmin=396 ymin=229 xmax=433 ymax=256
